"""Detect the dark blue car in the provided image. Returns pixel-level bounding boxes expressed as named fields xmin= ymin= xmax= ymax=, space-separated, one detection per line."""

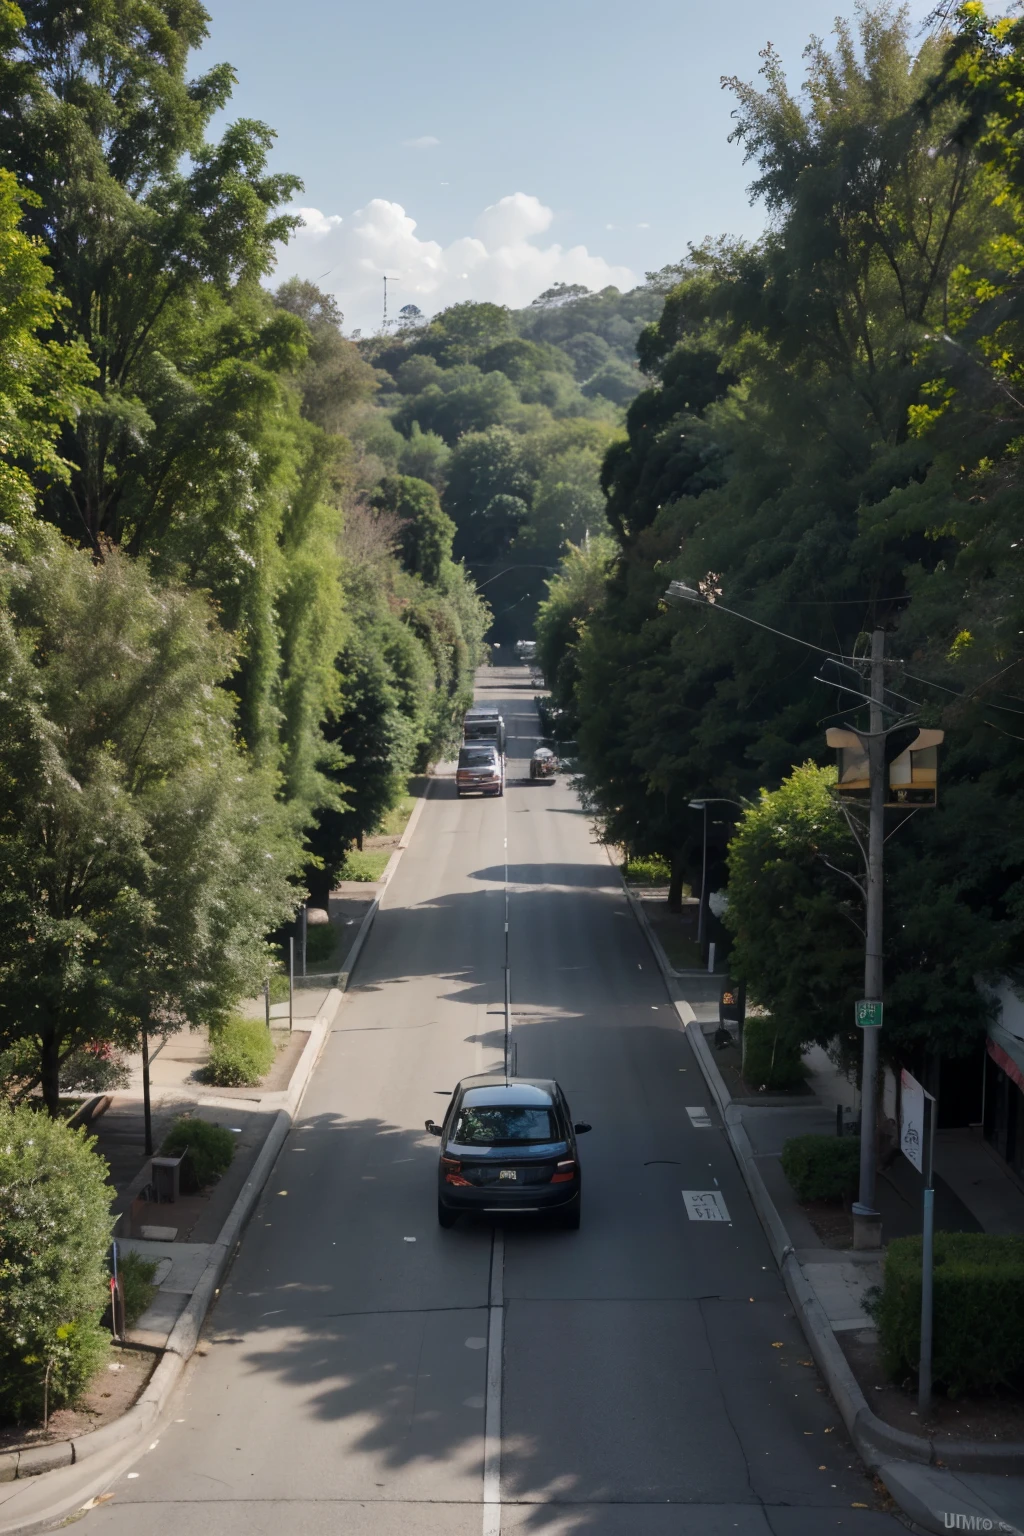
xmin=427 ymin=1075 xmax=591 ymax=1230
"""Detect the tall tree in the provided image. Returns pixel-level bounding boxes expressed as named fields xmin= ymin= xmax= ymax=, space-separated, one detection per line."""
xmin=0 ymin=539 xmax=303 ymax=1113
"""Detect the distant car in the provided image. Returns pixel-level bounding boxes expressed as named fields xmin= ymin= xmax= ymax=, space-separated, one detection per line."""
xmin=427 ymin=1075 xmax=591 ymax=1229
xmin=456 ymin=744 xmax=505 ymax=797
xmin=530 ymin=747 xmax=557 ymax=781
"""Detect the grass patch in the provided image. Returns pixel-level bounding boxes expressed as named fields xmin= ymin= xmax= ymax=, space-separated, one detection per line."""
xmin=378 ymin=790 xmax=418 ymax=838
xmin=118 ymin=1251 xmax=158 ymax=1327
xmin=305 ymin=921 xmax=336 ymax=964
xmin=201 ymin=1016 xmax=275 ymax=1087
xmin=159 ymin=1117 xmax=235 ymax=1191
xmin=338 ymin=848 xmax=390 ymax=882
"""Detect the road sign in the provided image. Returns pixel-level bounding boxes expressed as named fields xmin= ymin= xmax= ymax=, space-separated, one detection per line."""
xmin=900 ymin=1068 xmax=925 ymax=1173
xmin=855 ymin=999 xmax=883 ymax=1029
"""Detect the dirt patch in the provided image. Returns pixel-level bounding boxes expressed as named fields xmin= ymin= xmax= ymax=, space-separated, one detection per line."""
xmin=839 ymin=1329 xmax=1024 ymax=1445
xmin=802 ymin=1200 xmax=855 ymax=1248
xmin=0 ymin=1344 xmax=158 ymax=1453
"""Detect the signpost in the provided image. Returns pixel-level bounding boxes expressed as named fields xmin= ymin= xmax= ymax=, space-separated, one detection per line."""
xmin=901 ymin=1068 xmax=937 ymax=1413
xmin=856 ymin=999 xmax=883 ymax=1029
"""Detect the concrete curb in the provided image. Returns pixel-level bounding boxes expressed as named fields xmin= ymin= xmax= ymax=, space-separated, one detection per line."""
xmin=0 ymin=775 xmax=443 ymax=1530
xmin=618 ymin=867 xmax=1024 ymax=1510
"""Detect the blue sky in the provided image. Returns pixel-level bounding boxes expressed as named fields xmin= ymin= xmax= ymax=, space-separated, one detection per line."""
xmin=197 ymin=0 xmax=935 ymax=332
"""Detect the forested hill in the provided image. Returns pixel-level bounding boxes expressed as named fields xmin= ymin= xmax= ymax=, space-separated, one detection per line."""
xmin=341 ymin=282 xmax=666 ymax=645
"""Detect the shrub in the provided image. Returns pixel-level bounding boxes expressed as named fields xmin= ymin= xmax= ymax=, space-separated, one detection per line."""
xmin=0 ymin=1103 xmax=113 ymax=1423
xmin=60 ymin=1041 xmax=130 ymax=1094
xmin=781 ymin=1134 xmax=861 ymax=1202
xmin=268 ymin=971 xmax=290 ymax=1004
xmin=117 ymin=1251 xmax=158 ymax=1327
xmin=202 ymin=1016 xmax=275 ymax=1087
xmin=740 ymin=1016 xmax=807 ymax=1091
xmin=873 ymin=1233 xmax=1024 ymax=1395
xmin=623 ymin=854 xmax=673 ymax=885
xmin=160 ymin=1116 xmax=235 ymax=1192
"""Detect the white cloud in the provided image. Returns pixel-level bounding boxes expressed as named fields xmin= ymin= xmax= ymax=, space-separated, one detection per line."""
xmin=294 ymin=207 xmax=343 ymax=239
xmin=282 ymin=195 xmax=634 ymax=332
xmin=403 ymin=135 xmax=440 ymax=149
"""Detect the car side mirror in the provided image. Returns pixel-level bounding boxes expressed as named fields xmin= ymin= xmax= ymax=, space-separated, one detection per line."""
xmin=425 ymin=1119 xmax=443 ymax=1135
xmin=573 ymin=1122 xmax=592 ymax=1134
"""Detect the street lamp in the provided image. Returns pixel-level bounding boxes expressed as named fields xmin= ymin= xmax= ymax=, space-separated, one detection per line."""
xmin=687 ymin=797 xmax=748 ymax=954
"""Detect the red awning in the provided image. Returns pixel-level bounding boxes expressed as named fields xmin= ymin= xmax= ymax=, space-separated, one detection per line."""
xmin=988 ymin=1035 xmax=1024 ymax=1096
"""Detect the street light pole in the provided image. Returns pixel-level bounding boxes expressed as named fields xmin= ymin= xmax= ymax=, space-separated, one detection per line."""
xmin=688 ymin=798 xmax=748 ymax=960
xmin=853 ymin=628 xmax=886 ymax=1249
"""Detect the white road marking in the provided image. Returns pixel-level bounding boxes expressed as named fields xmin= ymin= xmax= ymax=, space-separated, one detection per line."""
xmin=683 ymin=1190 xmax=731 ymax=1222
xmin=465 ymin=1336 xmax=486 ymax=1349
xmin=686 ymin=1106 xmax=713 ymax=1129
xmin=483 ymin=1228 xmax=504 ymax=1535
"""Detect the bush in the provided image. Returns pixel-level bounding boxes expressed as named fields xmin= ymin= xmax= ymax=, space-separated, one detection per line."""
xmin=202 ymin=1016 xmax=275 ymax=1087
xmin=117 ymin=1250 xmax=158 ymax=1327
xmin=781 ymin=1134 xmax=861 ymax=1202
xmin=740 ymin=1016 xmax=808 ymax=1091
xmin=60 ymin=1041 xmax=130 ymax=1094
xmin=0 ymin=1103 xmax=113 ymax=1423
xmin=873 ymin=1233 xmax=1024 ymax=1395
xmin=160 ymin=1116 xmax=235 ymax=1192
xmin=623 ymin=854 xmax=673 ymax=885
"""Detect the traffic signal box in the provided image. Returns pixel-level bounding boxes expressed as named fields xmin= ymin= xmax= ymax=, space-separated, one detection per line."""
xmin=825 ymin=727 xmax=943 ymax=807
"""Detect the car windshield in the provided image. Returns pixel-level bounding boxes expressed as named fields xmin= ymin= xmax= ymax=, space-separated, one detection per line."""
xmin=459 ymin=749 xmax=496 ymax=768
xmin=454 ymin=1105 xmax=557 ymax=1146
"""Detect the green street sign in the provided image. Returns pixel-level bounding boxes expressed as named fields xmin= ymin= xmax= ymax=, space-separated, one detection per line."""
xmin=856 ymin=999 xmax=883 ymax=1029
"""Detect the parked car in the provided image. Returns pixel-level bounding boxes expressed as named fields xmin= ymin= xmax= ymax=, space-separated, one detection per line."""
xmin=456 ymin=744 xmax=505 ymax=797
xmin=427 ymin=1075 xmax=591 ymax=1229
xmin=530 ymin=747 xmax=557 ymax=781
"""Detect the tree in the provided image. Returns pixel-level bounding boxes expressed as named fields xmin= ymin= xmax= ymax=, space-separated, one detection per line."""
xmin=0 ymin=539 xmax=303 ymax=1114
xmin=725 ymin=765 xmax=863 ymax=1047
xmin=444 ymin=427 xmax=533 ymax=560
xmin=0 ymin=166 xmax=94 ymax=533
xmin=1 ymin=0 xmax=302 ymax=555
xmin=373 ymin=474 xmax=455 ymax=585
xmin=523 ymin=448 xmax=609 ymax=549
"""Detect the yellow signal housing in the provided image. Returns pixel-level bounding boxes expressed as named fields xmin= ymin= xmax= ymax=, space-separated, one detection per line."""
xmin=826 ymin=728 xmax=943 ymax=807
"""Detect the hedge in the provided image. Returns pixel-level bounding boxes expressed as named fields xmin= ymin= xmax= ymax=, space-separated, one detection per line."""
xmin=872 ymin=1233 xmax=1024 ymax=1395
xmin=741 ymin=1016 xmax=807 ymax=1091
xmin=118 ymin=1251 xmax=158 ymax=1328
xmin=202 ymin=1015 xmax=275 ymax=1087
xmin=0 ymin=1103 xmax=113 ymax=1423
xmin=160 ymin=1116 xmax=235 ymax=1192
xmin=781 ymin=1134 xmax=861 ymax=1202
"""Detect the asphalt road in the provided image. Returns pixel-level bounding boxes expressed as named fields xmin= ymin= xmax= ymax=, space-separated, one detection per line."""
xmin=82 ymin=668 xmax=902 ymax=1536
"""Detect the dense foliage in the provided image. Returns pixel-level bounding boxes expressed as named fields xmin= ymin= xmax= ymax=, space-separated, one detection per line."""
xmin=0 ymin=1103 xmax=113 ymax=1422
xmin=874 ymin=1233 xmax=1024 ymax=1394
xmin=546 ymin=4 xmax=1024 ymax=1067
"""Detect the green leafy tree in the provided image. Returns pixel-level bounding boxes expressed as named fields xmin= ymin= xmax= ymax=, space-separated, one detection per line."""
xmin=373 ymin=474 xmax=455 ymax=585
xmin=0 ymin=538 xmax=303 ymax=1114
xmin=0 ymin=164 xmax=94 ymax=532
xmin=444 ymin=427 xmax=533 ymax=560
xmin=725 ymin=765 xmax=863 ymax=1046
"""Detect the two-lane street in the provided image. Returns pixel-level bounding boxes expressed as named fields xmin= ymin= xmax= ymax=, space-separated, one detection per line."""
xmin=82 ymin=668 xmax=901 ymax=1535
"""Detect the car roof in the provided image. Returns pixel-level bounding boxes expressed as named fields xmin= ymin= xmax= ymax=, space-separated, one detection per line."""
xmin=457 ymin=1075 xmax=556 ymax=1107
xmin=459 ymin=742 xmax=498 ymax=754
